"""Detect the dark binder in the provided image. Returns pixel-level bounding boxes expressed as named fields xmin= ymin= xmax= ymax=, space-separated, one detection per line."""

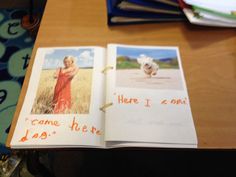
xmin=122 ymin=0 xmax=181 ymax=13
xmin=106 ymin=0 xmax=185 ymax=25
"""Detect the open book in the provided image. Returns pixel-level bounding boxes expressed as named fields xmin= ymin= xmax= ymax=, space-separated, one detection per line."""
xmin=8 ymin=44 xmax=197 ymax=148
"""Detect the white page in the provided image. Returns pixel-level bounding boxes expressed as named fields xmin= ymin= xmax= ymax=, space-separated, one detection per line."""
xmin=197 ymin=11 xmax=236 ymax=24
xmin=10 ymin=47 xmax=106 ymax=148
xmin=106 ymin=141 xmax=197 ymax=148
xmin=105 ymin=44 xmax=197 ymax=147
xmin=183 ymin=9 xmax=236 ymax=27
xmin=184 ymin=0 xmax=236 ymax=14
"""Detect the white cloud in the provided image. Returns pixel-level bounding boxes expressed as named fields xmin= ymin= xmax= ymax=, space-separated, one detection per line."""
xmin=45 ymin=49 xmax=55 ymax=55
xmin=77 ymin=50 xmax=94 ymax=67
xmin=43 ymin=58 xmax=63 ymax=69
xmin=79 ymin=50 xmax=91 ymax=60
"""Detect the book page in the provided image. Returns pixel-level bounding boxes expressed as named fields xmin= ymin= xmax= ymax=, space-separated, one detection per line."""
xmin=183 ymin=9 xmax=236 ymax=28
xmin=10 ymin=47 xmax=106 ymax=148
xmin=105 ymin=44 xmax=197 ymax=147
xmin=184 ymin=0 xmax=236 ymax=14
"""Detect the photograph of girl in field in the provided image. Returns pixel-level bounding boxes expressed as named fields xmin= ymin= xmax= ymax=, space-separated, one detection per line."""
xmin=31 ymin=48 xmax=94 ymax=114
xmin=52 ymin=56 xmax=79 ymax=114
xmin=116 ymin=46 xmax=184 ymax=90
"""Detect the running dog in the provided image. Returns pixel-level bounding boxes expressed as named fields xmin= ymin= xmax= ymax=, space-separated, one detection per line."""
xmin=137 ymin=54 xmax=159 ymax=78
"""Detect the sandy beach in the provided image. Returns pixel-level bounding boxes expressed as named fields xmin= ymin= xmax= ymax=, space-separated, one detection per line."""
xmin=116 ymin=69 xmax=184 ymax=90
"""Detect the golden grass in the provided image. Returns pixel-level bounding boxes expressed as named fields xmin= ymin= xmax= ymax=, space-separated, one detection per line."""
xmin=31 ymin=69 xmax=92 ymax=114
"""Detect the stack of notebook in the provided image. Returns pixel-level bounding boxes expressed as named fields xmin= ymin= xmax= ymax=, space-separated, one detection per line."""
xmin=106 ymin=0 xmax=185 ymax=25
xmin=179 ymin=0 xmax=236 ymax=27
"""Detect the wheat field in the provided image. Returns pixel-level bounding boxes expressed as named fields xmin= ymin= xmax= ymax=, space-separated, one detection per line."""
xmin=31 ymin=69 xmax=93 ymax=114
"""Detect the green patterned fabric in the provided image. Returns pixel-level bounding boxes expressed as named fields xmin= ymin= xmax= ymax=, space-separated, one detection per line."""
xmin=0 ymin=9 xmax=35 ymax=148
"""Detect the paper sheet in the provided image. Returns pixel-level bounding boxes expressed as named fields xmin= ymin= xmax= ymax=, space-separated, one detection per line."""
xmin=184 ymin=0 xmax=236 ymax=14
xmin=10 ymin=47 xmax=106 ymax=148
xmin=105 ymin=44 xmax=197 ymax=147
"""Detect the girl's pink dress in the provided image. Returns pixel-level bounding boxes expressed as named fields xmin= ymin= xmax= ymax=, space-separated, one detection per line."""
xmin=53 ymin=68 xmax=72 ymax=113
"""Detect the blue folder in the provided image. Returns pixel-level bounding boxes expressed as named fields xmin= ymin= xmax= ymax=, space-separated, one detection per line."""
xmin=107 ymin=0 xmax=185 ymax=25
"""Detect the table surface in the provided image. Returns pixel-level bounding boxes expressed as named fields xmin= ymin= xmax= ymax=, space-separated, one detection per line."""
xmin=7 ymin=0 xmax=236 ymax=148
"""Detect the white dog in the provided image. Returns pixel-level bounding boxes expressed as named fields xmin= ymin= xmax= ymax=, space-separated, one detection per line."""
xmin=137 ymin=54 xmax=159 ymax=78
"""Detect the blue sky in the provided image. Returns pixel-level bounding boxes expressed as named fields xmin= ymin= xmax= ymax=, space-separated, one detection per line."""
xmin=43 ymin=48 xmax=94 ymax=69
xmin=117 ymin=47 xmax=177 ymax=60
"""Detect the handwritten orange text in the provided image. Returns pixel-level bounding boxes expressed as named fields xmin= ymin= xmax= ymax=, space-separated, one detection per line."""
xmin=69 ymin=117 xmax=101 ymax=136
xmin=31 ymin=119 xmax=60 ymax=127
xmin=19 ymin=129 xmax=56 ymax=142
xmin=144 ymin=99 xmax=151 ymax=107
xmin=161 ymin=98 xmax=187 ymax=105
xmin=118 ymin=94 xmax=139 ymax=104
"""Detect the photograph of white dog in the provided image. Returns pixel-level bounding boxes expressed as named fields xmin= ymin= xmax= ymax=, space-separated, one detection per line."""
xmin=116 ymin=46 xmax=184 ymax=90
xmin=137 ymin=54 xmax=159 ymax=78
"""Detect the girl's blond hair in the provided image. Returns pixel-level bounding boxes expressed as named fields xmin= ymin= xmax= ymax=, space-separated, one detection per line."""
xmin=63 ymin=56 xmax=76 ymax=66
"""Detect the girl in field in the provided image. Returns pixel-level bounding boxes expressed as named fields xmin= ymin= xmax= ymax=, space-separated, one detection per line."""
xmin=52 ymin=56 xmax=79 ymax=113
